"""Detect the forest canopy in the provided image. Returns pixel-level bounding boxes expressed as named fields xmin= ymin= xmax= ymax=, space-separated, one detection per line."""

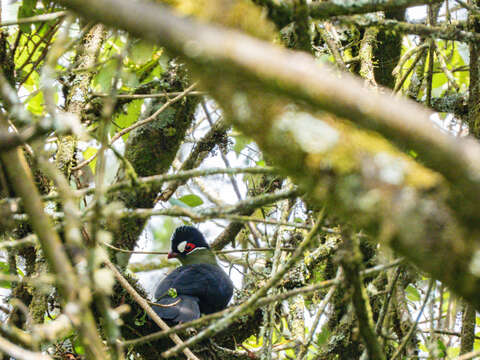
xmin=1 ymin=0 xmax=480 ymax=359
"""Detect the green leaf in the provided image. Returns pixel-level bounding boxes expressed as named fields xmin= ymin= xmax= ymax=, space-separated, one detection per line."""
xmin=285 ymin=349 xmax=296 ymax=357
xmin=0 ymin=262 xmax=11 ymax=289
xmin=447 ymin=346 xmax=460 ymax=358
xmin=169 ymin=198 xmax=190 ymax=209
xmin=408 ymin=149 xmax=418 ymax=159
xmin=22 ymin=66 xmax=39 ymax=92
xmin=168 ymin=288 xmax=177 ymax=298
xmin=316 ymin=326 xmax=330 ymax=346
xmin=178 ymin=194 xmax=203 ymax=208
xmin=18 ymin=0 xmax=37 ymax=33
xmin=92 ymin=60 xmax=118 ymax=92
xmin=437 ymin=339 xmax=447 ymax=357
xmin=73 ymin=337 xmax=85 ymax=355
xmin=233 ymin=134 xmax=252 ymax=156
xmin=130 ymin=40 xmax=156 ymax=66
xmin=83 ymin=147 xmax=98 ymax=175
xmin=26 ymin=90 xmax=44 ymax=115
xmin=111 ymin=100 xmax=143 ymax=141
xmin=432 ymin=73 xmax=447 ymax=94
xmin=134 ymin=311 xmax=147 ymax=326
xmin=141 ymin=64 xmax=165 ymax=83
xmin=406 ymin=284 xmax=421 ymax=302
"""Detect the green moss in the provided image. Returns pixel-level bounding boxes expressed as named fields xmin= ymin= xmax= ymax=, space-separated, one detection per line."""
xmin=373 ymin=9 xmax=405 ymax=89
xmin=169 ymin=0 xmax=277 ymax=40
xmin=55 ymin=135 xmax=77 ymax=178
xmin=124 ymin=107 xmax=178 ymax=177
xmin=310 ymin=117 xmax=441 ymax=190
xmin=110 ymin=62 xmax=200 ymax=256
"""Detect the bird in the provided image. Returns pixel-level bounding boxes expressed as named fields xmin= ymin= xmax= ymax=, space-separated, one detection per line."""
xmin=152 ymin=226 xmax=234 ymax=325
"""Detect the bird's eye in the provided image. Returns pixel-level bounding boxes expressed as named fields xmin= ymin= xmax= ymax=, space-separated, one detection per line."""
xmin=184 ymin=242 xmax=196 ymax=252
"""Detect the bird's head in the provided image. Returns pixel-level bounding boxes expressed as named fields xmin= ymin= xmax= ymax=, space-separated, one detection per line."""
xmin=168 ymin=226 xmax=215 ymax=265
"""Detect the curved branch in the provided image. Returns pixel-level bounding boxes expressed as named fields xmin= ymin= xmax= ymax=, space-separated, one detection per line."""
xmin=56 ymin=0 xmax=480 ymax=229
xmin=252 ymin=0 xmax=444 ymax=28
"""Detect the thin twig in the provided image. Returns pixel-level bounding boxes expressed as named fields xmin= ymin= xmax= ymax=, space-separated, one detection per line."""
xmin=317 ymin=22 xmax=347 ymax=71
xmin=457 ymin=349 xmax=480 ymax=360
xmin=394 ymin=45 xmax=428 ymax=93
xmin=340 ymin=230 xmax=385 ymax=360
xmin=148 ymin=299 xmax=182 ymax=308
xmin=201 ymin=102 xmax=262 ymax=243
xmin=420 ymin=329 xmax=480 ymax=340
xmin=0 ymin=235 xmax=37 ymax=250
xmin=93 ymin=91 xmax=205 ymax=99
xmin=72 ymin=82 xmax=197 ymax=171
xmin=434 ymin=43 xmax=460 ymax=91
xmin=426 ymin=4 xmax=441 ymax=107
xmin=342 ymin=17 xmax=480 ymax=43
xmin=1 ymin=166 xmax=275 ymax=207
xmin=122 ymin=258 xmax=404 ymax=346
xmin=455 ymin=0 xmax=480 ymax=14
xmin=104 ymin=258 xmax=200 ymax=360
xmin=102 ymin=241 xmax=296 ymax=255
xmin=261 ymin=200 xmax=294 ymax=358
xmin=157 ymin=115 xmax=230 ymax=203
xmin=0 ymin=11 xmax=67 ymax=27
xmin=11 ymin=189 xmax=300 ymax=229
xmin=162 ymin=213 xmax=325 ymax=357
xmin=392 ymin=43 xmax=429 ymax=77
xmin=299 ymin=268 xmax=342 ymax=359
xmin=0 ymin=335 xmax=51 ymax=360
xmin=375 ymin=267 xmax=401 ymax=334
xmin=391 ymin=279 xmax=435 ymax=360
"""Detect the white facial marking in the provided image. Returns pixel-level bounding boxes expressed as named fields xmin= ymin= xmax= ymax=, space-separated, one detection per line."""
xmin=177 ymin=241 xmax=187 ymax=253
xmin=186 ymin=247 xmax=207 ymax=255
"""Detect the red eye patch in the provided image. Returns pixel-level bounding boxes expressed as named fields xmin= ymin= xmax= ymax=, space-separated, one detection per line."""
xmin=184 ymin=242 xmax=196 ymax=252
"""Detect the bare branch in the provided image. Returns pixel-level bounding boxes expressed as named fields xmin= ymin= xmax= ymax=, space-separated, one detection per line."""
xmin=73 ymin=82 xmax=198 ymax=171
xmin=55 ymin=0 xmax=480 ymax=226
xmin=162 ymin=214 xmax=324 ymax=357
xmin=122 ymin=259 xmax=404 ymax=347
xmin=104 ymin=259 xmax=200 ymax=360
xmin=0 ymin=336 xmax=51 ymax=360
xmin=0 ymin=11 xmax=67 ymax=27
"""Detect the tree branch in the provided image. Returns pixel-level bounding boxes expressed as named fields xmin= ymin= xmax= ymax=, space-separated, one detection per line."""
xmin=104 ymin=259 xmax=200 ymax=360
xmin=342 ymin=17 xmax=480 ymax=43
xmin=158 ymin=117 xmax=230 ymax=202
xmin=122 ymin=259 xmax=403 ymax=347
xmin=72 ymin=82 xmax=198 ymax=171
xmin=162 ymin=214 xmax=325 ymax=357
xmin=252 ymin=0 xmax=444 ymax=28
xmin=0 ymin=111 xmax=109 ymax=359
xmin=55 ymin=0 xmax=480 ymax=228
xmin=0 ymin=11 xmax=66 ymax=27
xmin=340 ymin=231 xmax=385 ymax=360
xmin=0 ymin=335 xmax=51 ymax=360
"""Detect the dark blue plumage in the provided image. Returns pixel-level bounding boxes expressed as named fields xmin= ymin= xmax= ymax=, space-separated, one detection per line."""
xmin=152 ymin=226 xmax=233 ymax=325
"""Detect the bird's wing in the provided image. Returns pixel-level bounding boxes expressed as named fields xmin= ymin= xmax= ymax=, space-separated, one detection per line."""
xmin=153 ymin=264 xmax=232 ymax=322
xmin=154 ymin=265 xmax=211 ymax=300
xmin=152 ymin=295 xmax=201 ymax=324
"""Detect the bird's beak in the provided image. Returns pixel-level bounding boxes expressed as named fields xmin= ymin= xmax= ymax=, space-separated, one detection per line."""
xmin=167 ymin=252 xmax=178 ymax=259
